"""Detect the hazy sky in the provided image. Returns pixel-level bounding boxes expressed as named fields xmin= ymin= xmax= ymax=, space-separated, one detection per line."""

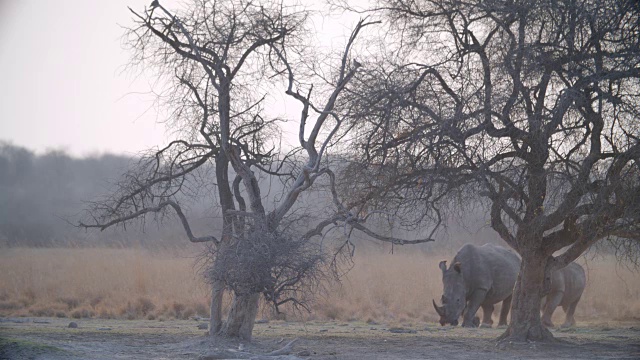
xmin=0 ymin=0 xmax=362 ymax=157
xmin=0 ymin=0 xmax=171 ymax=156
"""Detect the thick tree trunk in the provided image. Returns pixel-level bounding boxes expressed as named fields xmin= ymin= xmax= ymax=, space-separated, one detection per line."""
xmin=499 ymin=252 xmax=555 ymax=342
xmin=220 ymin=292 xmax=260 ymax=341
xmin=209 ymin=280 xmax=225 ymax=336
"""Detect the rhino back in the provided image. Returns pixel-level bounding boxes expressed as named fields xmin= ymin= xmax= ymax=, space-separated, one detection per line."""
xmin=454 ymin=244 xmax=520 ymax=304
xmin=554 ymin=262 xmax=586 ymax=305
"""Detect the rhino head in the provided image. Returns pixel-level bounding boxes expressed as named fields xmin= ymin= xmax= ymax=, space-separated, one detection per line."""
xmin=433 ymin=260 xmax=466 ymax=326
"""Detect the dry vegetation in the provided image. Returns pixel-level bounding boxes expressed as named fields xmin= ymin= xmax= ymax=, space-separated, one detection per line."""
xmin=0 ymin=248 xmax=210 ymax=321
xmin=1 ymin=247 xmax=639 ymax=325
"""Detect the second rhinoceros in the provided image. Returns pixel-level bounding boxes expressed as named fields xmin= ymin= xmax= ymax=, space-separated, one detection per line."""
xmin=433 ymin=243 xmax=520 ymax=327
xmin=541 ymin=262 xmax=586 ymax=328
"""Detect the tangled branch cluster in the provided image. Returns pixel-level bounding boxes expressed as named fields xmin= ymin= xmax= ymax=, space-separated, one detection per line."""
xmin=209 ymin=230 xmax=328 ymax=313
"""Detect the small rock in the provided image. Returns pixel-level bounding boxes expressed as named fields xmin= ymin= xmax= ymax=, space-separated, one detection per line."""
xmin=198 ymin=323 xmax=208 ymax=330
xmin=558 ymin=327 xmax=576 ymax=333
xmin=98 ymin=327 xmax=112 ymax=331
xmin=199 ymin=350 xmax=245 ymax=360
xmin=389 ymin=327 xmax=416 ymax=334
xmin=255 ymin=319 xmax=269 ymax=324
xmin=68 ymin=322 xmax=78 ymax=328
xmin=297 ymin=350 xmax=311 ymax=357
xmin=319 ymin=329 xmax=328 ymax=332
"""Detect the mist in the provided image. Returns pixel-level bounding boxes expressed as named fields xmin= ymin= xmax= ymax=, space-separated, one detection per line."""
xmin=0 ymin=142 xmax=219 ymax=248
xmin=0 ymin=141 xmax=500 ymax=251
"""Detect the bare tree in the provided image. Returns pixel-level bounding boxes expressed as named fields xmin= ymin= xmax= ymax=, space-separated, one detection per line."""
xmin=80 ymin=0 xmax=431 ymax=340
xmin=339 ymin=0 xmax=640 ymax=342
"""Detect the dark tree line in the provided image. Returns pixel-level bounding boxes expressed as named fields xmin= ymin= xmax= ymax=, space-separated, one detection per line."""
xmin=0 ymin=143 xmax=220 ymax=247
xmin=0 ymin=140 xmax=496 ymax=250
xmin=0 ymin=143 xmax=130 ymax=246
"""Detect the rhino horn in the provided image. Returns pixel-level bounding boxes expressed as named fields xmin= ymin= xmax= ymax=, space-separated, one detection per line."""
xmin=432 ymin=299 xmax=445 ymax=317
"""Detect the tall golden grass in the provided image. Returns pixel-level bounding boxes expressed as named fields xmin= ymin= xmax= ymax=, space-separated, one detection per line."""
xmin=1 ymin=247 xmax=638 ymax=324
xmin=313 ymin=249 xmax=640 ymax=325
xmin=0 ymin=248 xmax=210 ymax=320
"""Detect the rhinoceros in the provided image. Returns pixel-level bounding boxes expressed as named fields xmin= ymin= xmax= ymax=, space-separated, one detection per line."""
xmin=433 ymin=243 xmax=520 ymax=327
xmin=541 ymin=262 xmax=586 ymax=328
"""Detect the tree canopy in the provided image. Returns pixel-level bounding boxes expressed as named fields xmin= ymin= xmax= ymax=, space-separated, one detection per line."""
xmin=340 ymin=0 xmax=640 ymax=341
xmin=79 ymin=0 xmax=430 ymax=340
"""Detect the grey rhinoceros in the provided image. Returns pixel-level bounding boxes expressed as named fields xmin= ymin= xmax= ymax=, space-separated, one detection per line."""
xmin=433 ymin=243 xmax=520 ymax=327
xmin=541 ymin=262 xmax=586 ymax=328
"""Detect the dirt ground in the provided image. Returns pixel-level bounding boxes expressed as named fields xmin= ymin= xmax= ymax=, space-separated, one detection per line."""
xmin=1 ymin=317 xmax=639 ymax=360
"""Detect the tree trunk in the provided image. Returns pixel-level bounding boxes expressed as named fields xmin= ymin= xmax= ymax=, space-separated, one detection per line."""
xmin=209 ymin=280 xmax=225 ymax=336
xmin=499 ymin=251 xmax=555 ymax=342
xmin=219 ymin=292 xmax=260 ymax=341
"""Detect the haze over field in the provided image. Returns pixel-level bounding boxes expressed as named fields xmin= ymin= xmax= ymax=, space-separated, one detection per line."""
xmin=0 ymin=144 xmax=638 ymax=326
xmin=0 ymin=142 xmax=497 ymax=250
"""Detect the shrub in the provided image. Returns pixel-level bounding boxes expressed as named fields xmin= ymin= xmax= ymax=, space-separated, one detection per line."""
xmin=71 ymin=308 xmax=94 ymax=319
xmin=136 ymin=297 xmax=156 ymax=316
xmin=59 ymin=297 xmax=81 ymax=310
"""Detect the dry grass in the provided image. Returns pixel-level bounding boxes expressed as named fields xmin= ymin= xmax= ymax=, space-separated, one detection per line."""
xmin=0 ymin=248 xmax=211 ymax=320
xmin=315 ymin=250 xmax=640 ymax=325
xmin=312 ymin=250 xmax=438 ymax=324
xmin=1 ymin=247 xmax=639 ymax=324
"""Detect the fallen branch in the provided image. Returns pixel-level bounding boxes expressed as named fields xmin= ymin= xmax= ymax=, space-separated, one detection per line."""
xmin=265 ymin=338 xmax=299 ymax=356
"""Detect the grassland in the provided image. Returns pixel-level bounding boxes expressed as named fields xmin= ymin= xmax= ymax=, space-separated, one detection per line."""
xmin=1 ymin=247 xmax=639 ymax=325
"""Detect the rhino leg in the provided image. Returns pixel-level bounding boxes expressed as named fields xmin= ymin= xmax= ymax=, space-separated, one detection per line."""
xmin=472 ymin=316 xmax=480 ymax=327
xmin=462 ymin=289 xmax=487 ymax=327
xmin=542 ymin=291 xmax=564 ymax=328
xmin=498 ymin=294 xmax=512 ymax=326
xmin=480 ymin=304 xmax=494 ymax=328
xmin=560 ymin=298 xmax=580 ymax=328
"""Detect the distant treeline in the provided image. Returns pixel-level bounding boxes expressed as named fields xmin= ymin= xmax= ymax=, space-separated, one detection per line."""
xmin=0 ymin=142 xmax=214 ymax=248
xmin=0 ymin=142 xmax=499 ymax=250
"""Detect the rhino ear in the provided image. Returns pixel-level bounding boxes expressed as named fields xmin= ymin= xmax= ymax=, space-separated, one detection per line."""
xmin=453 ymin=262 xmax=462 ymax=273
xmin=439 ymin=260 xmax=447 ymax=272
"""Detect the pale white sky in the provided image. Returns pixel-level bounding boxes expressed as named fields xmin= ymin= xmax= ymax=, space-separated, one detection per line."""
xmin=0 ymin=0 xmax=364 ymax=157
xmin=0 ymin=0 xmax=168 ymax=156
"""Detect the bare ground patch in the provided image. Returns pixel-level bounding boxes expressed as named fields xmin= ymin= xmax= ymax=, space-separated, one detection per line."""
xmin=1 ymin=317 xmax=639 ymax=359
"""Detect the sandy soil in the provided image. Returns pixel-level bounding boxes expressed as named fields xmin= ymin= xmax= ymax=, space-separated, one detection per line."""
xmin=1 ymin=317 xmax=639 ymax=359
